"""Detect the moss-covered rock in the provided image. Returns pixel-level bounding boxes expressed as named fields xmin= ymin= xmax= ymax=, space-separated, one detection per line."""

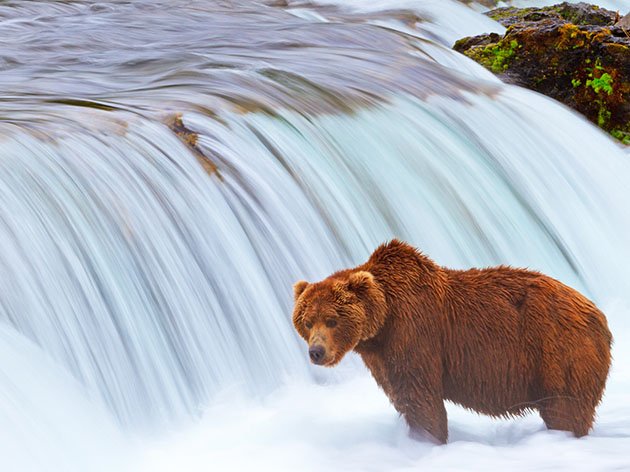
xmin=453 ymin=2 xmax=630 ymax=145
xmin=487 ymin=3 xmax=617 ymax=27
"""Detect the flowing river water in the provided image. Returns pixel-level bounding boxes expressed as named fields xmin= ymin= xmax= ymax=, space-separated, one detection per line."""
xmin=0 ymin=1 xmax=629 ymax=470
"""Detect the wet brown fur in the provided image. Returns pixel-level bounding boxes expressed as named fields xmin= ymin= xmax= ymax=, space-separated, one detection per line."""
xmin=292 ymin=240 xmax=612 ymax=444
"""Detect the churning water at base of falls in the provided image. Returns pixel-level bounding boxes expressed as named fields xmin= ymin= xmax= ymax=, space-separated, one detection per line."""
xmin=0 ymin=0 xmax=629 ymax=471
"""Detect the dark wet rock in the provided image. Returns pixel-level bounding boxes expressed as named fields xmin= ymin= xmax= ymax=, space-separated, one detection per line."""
xmin=487 ymin=3 xmax=618 ymax=27
xmin=453 ymin=32 xmax=502 ymax=51
xmin=454 ymin=2 xmax=630 ymax=145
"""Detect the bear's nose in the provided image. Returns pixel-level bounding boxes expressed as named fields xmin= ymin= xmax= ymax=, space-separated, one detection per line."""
xmin=309 ymin=345 xmax=326 ymax=364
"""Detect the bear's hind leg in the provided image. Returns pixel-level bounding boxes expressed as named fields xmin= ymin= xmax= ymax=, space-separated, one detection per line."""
xmin=539 ymin=397 xmax=594 ymax=437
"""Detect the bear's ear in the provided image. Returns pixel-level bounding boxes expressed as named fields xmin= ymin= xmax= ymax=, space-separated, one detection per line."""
xmin=293 ymin=280 xmax=309 ymax=300
xmin=347 ymin=271 xmax=375 ymax=293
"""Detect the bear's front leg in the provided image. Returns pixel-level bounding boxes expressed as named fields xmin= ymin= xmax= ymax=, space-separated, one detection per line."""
xmin=385 ymin=361 xmax=448 ymax=444
xmin=383 ymin=349 xmax=448 ymax=444
xmin=395 ymin=392 xmax=448 ymax=444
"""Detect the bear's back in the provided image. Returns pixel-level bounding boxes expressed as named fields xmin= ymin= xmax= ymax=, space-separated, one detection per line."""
xmin=439 ymin=267 xmax=610 ymax=417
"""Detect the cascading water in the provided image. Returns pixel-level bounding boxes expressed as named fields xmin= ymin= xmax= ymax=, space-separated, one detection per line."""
xmin=0 ymin=1 xmax=628 ymax=471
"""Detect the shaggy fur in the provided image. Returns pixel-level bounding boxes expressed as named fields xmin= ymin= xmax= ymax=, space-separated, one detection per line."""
xmin=292 ymin=240 xmax=612 ymax=444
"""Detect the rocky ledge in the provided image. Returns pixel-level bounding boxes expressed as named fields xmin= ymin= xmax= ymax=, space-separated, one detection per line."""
xmin=454 ymin=2 xmax=630 ymax=145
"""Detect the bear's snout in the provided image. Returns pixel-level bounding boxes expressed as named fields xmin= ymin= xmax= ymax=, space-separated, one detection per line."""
xmin=309 ymin=345 xmax=326 ymax=364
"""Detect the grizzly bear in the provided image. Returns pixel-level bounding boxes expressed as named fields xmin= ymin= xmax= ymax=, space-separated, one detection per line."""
xmin=292 ymin=240 xmax=612 ymax=444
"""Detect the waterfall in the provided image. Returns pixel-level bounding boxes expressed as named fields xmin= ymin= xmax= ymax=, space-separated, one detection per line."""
xmin=0 ymin=1 xmax=629 ymax=471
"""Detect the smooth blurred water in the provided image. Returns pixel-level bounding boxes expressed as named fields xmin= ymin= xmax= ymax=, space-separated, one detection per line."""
xmin=0 ymin=1 xmax=628 ymax=471
xmin=0 ymin=325 xmax=128 ymax=471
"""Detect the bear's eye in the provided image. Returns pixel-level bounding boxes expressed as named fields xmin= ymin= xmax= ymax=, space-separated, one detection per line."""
xmin=325 ymin=319 xmax=337 ymax=328
xmin=305 ymin=321 xmax=313 ymax=329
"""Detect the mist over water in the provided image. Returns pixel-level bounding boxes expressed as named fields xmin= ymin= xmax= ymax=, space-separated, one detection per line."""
xmin=0 ymin=1 xmax=628 ymax=471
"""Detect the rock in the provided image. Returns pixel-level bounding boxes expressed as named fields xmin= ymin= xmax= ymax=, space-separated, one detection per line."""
xmin=486 ymin=3 xmax=617 ymax=27
xmin=454 ymin=2 xmax=630 ymax=145
xmin=166 ymin=114 xmax=222 ymax=177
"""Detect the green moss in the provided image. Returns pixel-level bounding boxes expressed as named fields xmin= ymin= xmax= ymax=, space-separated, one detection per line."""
xmin=571 ymin=78 xmax=582 ymax=87
xmin=586 ymin=73 xmax=613 ymax=95
xmin=611 ymin=129 xmax=630 ymax=145
xmin=493 ymin=40 xmax=519 ymax=72
xmin=467 ymin=39 xmax=521 ymax=73
xmin=597 ymin=104 xmax=611 ymax=127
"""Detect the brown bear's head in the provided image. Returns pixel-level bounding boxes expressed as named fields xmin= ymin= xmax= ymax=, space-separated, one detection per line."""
xmin=291 ymin=271 xmax=387 ymax=366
